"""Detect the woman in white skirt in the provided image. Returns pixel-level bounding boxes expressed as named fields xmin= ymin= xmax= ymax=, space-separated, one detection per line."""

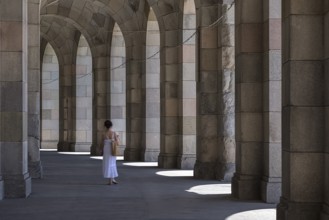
xmin=102 ymin=120 xmax=119 ymax=185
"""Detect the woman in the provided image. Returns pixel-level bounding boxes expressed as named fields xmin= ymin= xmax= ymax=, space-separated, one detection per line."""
xmin=102 ymin=120 xmax=119 ymax=185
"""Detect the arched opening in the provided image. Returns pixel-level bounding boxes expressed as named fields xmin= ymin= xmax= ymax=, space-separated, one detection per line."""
xmin=110 ymin=23 xmax=126 ymax=155
xmin=179 ymin=0 xmax=197 ymax=169
xmin=41 ymin=43 xmax=59 ymax=150
xmin=144 ymin=8 xmax=161 ymax=162
xmin=73 ymin=35 xmax=93 ymax=151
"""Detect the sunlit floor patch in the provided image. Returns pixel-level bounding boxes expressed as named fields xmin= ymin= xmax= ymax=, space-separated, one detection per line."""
xmin=90 ymin=156 xmax=124 ymax=161
xmin=225 ymin=209 xmax=276 ymax=220
xmin=123 ymin=162 xmax=158 ymax=167
xmin=156 ymin=170 xmax=193 ymax=177
xmin=57 ymin=152 xmax=90 ymax=155
xmin=40 ymin=149 xmax=57 ymax=152
xmin=186 ymin=184 xmax=231 ymax=195
xmin=90 ymin=156 xmax=102 ymax=160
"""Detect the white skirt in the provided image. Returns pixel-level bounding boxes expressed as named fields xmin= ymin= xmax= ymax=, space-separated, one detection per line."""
xmin=102 ymin=140 xmax=118 ymax=178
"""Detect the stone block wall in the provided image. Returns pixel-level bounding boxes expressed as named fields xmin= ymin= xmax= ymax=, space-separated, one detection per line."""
xmin=74 ymin=35 xmax=93 ymax=152
xmin=41 ymin=44 xmax=59 ymax=149
xmin=179 ymin=0 xmax=197 ymax=169
xmin=144 ymin=8 xmax=161 ymax=162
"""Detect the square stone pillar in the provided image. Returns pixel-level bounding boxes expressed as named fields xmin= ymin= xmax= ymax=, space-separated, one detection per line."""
xmin=261 ymin=0 xmax=281 ymax=204
xmin=57 ymin=33 xmax=80 ymax=152
xmin=28 ymin=0 xmax=42 ymax=178
xmin=0 ymin=0 xmax=31 ymax=198
xmin=158 ymin=29 xmax=182 ymax=168
xmin=323 ymin=3 xmax=329 ymax=220
xmin=124 ymin=32 xmax=146 ymax=161
xmin=91 ymin=54 xmax=110 ymax=156
xmin=232 ymin=0 xmax=264 ymax=199
xmin=277 ymin=1 xmax=325 ymax=219
xmin=194 ymin=2 xmax=220 ymax=179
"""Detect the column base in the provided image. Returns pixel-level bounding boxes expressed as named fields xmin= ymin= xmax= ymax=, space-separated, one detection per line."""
xmin=4 ymin=173 xmax=31 ymax=198
xmin=322 ymin=204 xmax=329 ymax=220
xmin=0 ymin=176 xmax=4 ymax=200
xmin=41 ymin=141 xmax=58 ymax=149
xmin=90 ymin=144 xmax=99 ymax=156
xmin=143 ymin=148 xmax=160 ymax=162
xmin=57 ymin=141 xmax=71 ymax=151
xmin=261 ymin=177 xmax=281 ymax=203
xmin=216 ymin=162 xmax=235 ymax=182
xmin=277 ymin=197 xmax=322 ymax=220
xmin=124 ymin=148 xmax=142 ymax=161
xmin=70 ymin=142 xmax=92 ymax=152
xmin=158 ymin=153 xmax=177 ymax=169
xmin=193 ymin=160 xmax=216 ymax=179
xmin=177 ymin=154 xmax=196 ymax=169
xmin=232 ymin=172 xmax=261 ymax=200
xmin=28 ymin=161 xmax=43 ymax=179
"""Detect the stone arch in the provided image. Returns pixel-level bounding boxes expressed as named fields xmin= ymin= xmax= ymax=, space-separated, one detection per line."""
xmin=40 ymin=11 xmax=116 ymax=154
xmin=41 ymin=17 xmax=82 ymax=151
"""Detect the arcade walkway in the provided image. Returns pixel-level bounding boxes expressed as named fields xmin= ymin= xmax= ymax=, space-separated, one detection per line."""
xmin=0 ymin=151 xmax=276 ymax=220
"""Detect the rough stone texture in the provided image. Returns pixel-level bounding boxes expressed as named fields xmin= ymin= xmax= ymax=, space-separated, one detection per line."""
xmin=194 ymin=2 xmax=220 ymax=179
xmin=217 ymin=3 xmax=236 ymax=181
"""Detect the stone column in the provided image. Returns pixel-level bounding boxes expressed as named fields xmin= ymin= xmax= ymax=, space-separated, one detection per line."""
xmin=217 ymin=1 xmax=235 ymax=181
xmin=324 ymin=3 xmax=329 ymax=219
xmin=124 ymin=32 xmax=146 ymax=161
xmin=57 ymin=33 xmax=80 ymax=152
xmin=261 ymin=0 xmax=281 ymax=203
xmin=194 ymin=2 xmax=220 ymax=179
xmin=91 ymin=52 xmax=111 ymax=155
xmin=0 ymin=0 xmax=31 ymax=198
xmin=278 ymin=1 xmax=325 ymax=219
xmin=158 ymin=28 xmax=182 ymax=168
xmin=232 ymin=0 xmax=264 ymax=199
xmin=178 ymin=0 xmax=197 ymax=169
xmin=144 ymin=9 xmax=160 ymax=162
xmin=28 ymin=0 xmax=42 ymax=178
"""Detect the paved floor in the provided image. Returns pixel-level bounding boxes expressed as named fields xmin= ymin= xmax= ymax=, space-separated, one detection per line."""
xmin=0 ymin=151 xmax=276 ymax=220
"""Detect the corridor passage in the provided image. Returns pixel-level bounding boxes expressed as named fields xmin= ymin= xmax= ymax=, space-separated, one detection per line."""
xmin=0 ymin=151 xmax=276 ymax=220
